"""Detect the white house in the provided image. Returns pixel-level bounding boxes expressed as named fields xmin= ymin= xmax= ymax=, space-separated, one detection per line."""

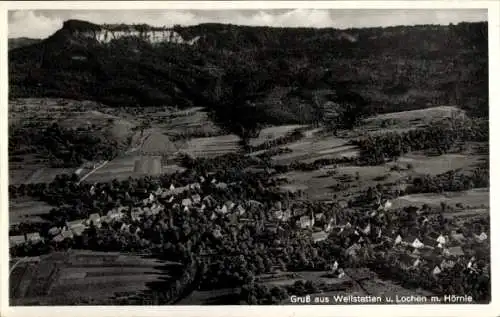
xmin=331 ymin=261 xmax=339 ymax=271
xmin=411 ymin=238 xmax=425 ymax=249
xmin=169 ymin=184 xmax=175 ymax=190
xmin=383 ymin=200 xmax=392 ymax=211
xmin=475 ymin=232 xmax=488 ymax=242
xmin=432 ymin=266 xmax=442 ymax=275
xmin=436 ymin=234 xmax=447 ymax=245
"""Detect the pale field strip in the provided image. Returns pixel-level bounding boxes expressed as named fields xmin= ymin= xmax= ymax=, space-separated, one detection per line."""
xmin=248 ymin=124 xmax=307 ymax=147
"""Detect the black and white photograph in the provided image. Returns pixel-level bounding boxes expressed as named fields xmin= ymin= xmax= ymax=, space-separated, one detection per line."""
xmin=2 ymin=1 xmax=498 ymax=314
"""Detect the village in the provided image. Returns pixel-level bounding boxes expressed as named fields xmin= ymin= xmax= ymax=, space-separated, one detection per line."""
xmin=9 ymin=164 xmax=490 ymax=302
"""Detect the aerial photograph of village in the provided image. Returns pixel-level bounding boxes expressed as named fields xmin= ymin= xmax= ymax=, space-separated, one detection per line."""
xmin=7 ymin=8 xmax=490 ymax=305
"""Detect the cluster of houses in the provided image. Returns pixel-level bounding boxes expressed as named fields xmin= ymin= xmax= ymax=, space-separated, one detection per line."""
xmin=286 ymin=197 xmax=489 ymax=279
xmin=9 ymin=177 xmax=248 ymax=248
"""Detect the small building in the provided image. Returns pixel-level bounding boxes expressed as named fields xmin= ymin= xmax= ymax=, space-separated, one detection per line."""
xmin=225 ymin=200 xmax=235 ymax=211
xmin=440 ymin=259 xmax=456 ymax=270
xmin=120 ymin=223 xmax=131 ymax=233
xmin=53 ymin=229 xmax=74 ymax=242
xmin=312 ymin=231 xmax=329 ymax=243
xmin=475 ymin=232 xmax=488 ymax=242
xmin=394 ymin=234 xmax=403 ymax=245
xmin=182 ymin=198 xmax=192 ymax=207
xmin=215 ymin=182 xmax=228 ymax=190
xmin=315 ymin=213 xmax=325 ymax=221
xmin=192 ymin=194 xmax=201 ymax=204
xmin=26 ymin=232 xmax=42 ymax=244
xmin=362 ymin=224 xmax=371 ymax=235
xmin=48 ymin=227 xmax=61 ymax=236
xmin=107 ymin=209 xmax=124 ymax=222
xmin=432 ymin=265 xmax=442 ymax=275
xmin=213 ymin=228 xmax=223 ymax=239
xmin=236 ymin=205 xmax=246 ymax=216
xmin=87 ymin=213 xmax=101 ymax=227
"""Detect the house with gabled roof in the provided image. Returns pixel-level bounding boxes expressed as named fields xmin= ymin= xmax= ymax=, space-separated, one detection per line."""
xmin=402 ymin=235 xmax=424 ymax=249
xmin=394 ymin=234 xmax=403 ymax=245
xmin=432 ymin=265 xmax=442 ymax=275
xmin=236 ymin=205 xmax=246 ymax=216
xmin=26 ymin=232 xmax=42 ymax=244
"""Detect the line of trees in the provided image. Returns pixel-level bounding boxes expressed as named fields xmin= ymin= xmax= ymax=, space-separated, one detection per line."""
xmin=356 ymin=116 xmax=488 ymax=165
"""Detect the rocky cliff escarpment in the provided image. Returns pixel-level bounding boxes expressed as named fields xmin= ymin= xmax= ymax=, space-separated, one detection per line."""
xmin=61 ymin=19 xmax=200 ymax=46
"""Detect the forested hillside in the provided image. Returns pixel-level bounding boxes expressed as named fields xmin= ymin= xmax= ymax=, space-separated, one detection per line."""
xmin=9 ymin=20 xmax=488 ymax=135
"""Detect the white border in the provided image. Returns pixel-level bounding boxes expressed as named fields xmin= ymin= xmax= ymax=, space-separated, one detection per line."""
xmin=1 ymin=1 xmax=499 ymax=317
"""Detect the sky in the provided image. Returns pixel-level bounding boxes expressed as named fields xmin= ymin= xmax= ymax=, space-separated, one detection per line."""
xmin=8 ymin=9 xmax=488 ymax=39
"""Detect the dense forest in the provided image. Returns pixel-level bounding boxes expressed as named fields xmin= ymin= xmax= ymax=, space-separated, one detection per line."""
xmin=9 ymin=20 xmax=489 ymax=136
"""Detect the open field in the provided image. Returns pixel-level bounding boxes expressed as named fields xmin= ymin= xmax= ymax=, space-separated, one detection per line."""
xmin=270 ymin=133 xmax=357 ymax=165
xmin=387 ymin=153 xmax=486 ymax=176
xmin=392 ymin=188 xmax=490 ymax=210
xmin=179 ymin=134 xmax=241 ymax=158
xmin=10 ymin=250 xmax=180 ymax=305
xmin=278 ymin=165 xmax=404 ymax=201
xmin=9 ymin=198 xmax=53 ymax=225
xmin=9 ymin=154 xmax=76 ymax=185
xmin=362 ymin=106 xmax=465 ymax=127
xmin=162 ymin=107 xmax=223 ymax=138
xmin=249 ymin=124 xmax=306 ymax=147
